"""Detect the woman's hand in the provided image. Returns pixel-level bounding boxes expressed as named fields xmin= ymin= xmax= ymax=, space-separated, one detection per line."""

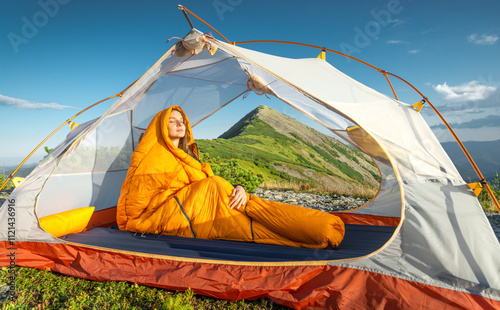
xmin=229 ymin=185 xmax=247 ymax=209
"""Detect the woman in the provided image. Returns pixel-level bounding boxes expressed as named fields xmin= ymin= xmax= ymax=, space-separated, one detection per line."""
xmin=117 ymin=106 xmax=345 ymax=249
xmin=167 ymin=108 xmax=247 ymax=209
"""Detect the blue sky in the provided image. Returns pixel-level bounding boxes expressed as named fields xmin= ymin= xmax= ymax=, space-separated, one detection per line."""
xmin=1 ymin=0 xmax=499 ymax=167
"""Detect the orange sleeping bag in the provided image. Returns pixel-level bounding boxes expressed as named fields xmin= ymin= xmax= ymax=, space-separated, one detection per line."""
xmin=117 ymin=106 xmax=345 ymax=249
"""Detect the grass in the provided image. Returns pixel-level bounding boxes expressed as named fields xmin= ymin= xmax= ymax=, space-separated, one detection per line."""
xmin=260 ymin=173 xmax=377 ymax=199
xmin=0 ymin=267 xmax=290 ymax=310
xmin=479 ymin=173 xmax=500 ymax=214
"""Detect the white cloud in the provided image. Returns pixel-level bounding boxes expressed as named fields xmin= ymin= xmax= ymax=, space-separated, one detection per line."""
xmin=390 ymin=19 xmax=405 ymax=27
xmin=433 ymin=81 xmax=497 ymax=103
xmin=467 ymin=33 xmax=499 ymax=45
xmin=0 ymin=94 xmax=73 ymax=109
xmin=386 ymin=40 xmax=409 ymax=45
xmin=421 ymin=28 xmax=433 ymax=35
xmin=408 ymin=49 xmax=420 ymax=54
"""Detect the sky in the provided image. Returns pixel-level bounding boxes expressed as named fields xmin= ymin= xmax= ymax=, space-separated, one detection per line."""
xmin=1 ymin=0 xmax=499 ymax=168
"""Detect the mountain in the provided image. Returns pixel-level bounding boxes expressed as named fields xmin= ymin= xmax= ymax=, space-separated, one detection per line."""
xmin=2 ymin=162 xmax=38 ymax=179
xmin=432 ymin=115 xmax=500 ymax=130
xmin=197 ymin=105 xmax=381 ymax=197
xmin=441 ymin=140 xmax=500 ymax=182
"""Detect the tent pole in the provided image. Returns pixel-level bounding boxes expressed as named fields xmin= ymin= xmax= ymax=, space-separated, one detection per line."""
xmin=381 ymin=71 xmax=399 ymax=100
xmin=177 ymin=4 xmax=194 ymax=29
xmin=0 ymin=81 xmax=136 ymax=192
xmin=234 ymin=40 xmax=384 ymax=71
xmin=178 ymin=5 xmax=232 ymax=44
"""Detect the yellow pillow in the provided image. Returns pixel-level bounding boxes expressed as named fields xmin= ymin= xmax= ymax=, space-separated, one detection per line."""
xmin=39 ymin=207 xmax=95 ymax=237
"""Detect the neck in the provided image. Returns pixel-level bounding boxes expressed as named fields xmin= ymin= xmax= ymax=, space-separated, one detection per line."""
xmin=171 ymin=138 xmax=180 ymax=148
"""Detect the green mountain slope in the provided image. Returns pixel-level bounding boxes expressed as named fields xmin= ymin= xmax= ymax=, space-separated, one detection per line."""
xmin=197 ymin=105 xmax=381 ymax=197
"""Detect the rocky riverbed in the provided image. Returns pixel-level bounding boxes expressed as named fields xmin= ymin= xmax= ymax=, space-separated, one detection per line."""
xmin=253 ymin=188 xmax=369 ymax=212
xmin=1 ymin=187 xmax=499 ymax=242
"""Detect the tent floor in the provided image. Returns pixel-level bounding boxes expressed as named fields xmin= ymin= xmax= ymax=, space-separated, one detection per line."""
xmin=62 ymin=224 xmax=396 ymax=262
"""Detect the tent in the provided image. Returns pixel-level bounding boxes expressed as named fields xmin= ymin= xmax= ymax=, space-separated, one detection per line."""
xmin=2 ymin=17 xmax=500 ymax=309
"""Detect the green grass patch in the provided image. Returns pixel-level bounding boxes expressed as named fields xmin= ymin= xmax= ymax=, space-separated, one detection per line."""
xmin=479 ymin=172 xmax=500 ymax=213
xmin=289 ymin=133 xmax=365 ymax=182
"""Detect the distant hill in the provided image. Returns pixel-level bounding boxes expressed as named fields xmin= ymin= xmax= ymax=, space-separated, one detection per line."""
xmin=441 ymin=140 xmax=500 ymax=182
xmin=2 ymin=162 xmax=38 ymax=178
xmin=197 ymin=105 xmax=381 ymax=197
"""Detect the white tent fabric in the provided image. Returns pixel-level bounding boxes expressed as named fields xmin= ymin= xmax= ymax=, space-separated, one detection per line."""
xmin=1 ymin=28 xmax=499 ymax=302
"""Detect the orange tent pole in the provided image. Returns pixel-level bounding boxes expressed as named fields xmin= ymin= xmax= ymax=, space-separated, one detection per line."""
xmin=0 ymin=81 xmax=136 ymax=192
xmin=235 ymin=39 xmax=384 ymax=72
xmin=381 ymin=71 xmax=398 ymax=101
xmin=179 ymin=5 xmax=231 ymax=44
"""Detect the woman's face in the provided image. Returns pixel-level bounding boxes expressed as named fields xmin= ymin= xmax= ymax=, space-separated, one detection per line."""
xmin=168 ymin=110 xmax=186 ymax=141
